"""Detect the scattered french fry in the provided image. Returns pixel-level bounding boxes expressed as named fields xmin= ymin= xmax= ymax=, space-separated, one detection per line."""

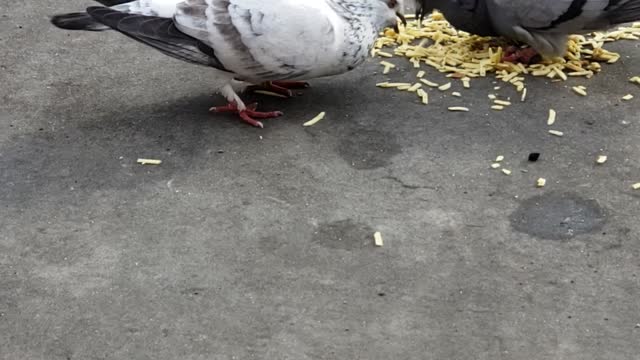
xmin=137 ymin=159 xmax=162 ymax=165
xmin=303 ymin=111 xmax=326 ymax=127
xmin=374 ymin=232 xmax=384 ymax=247
xmin=547 ymin=109 xmax=557 ymax=125
xmin=438 ymin=82 xmax=452 ymax=91
xmin=380 ymin=60 xmax=396 ymax=74
xmin=407 ymin=83 xmax=423 ymax=92
xmin=572 ymin=86 xmax=587 ymax=96
xmin=420 ymin=79 xmax=439 ymax=87
xmin=417 ymin=88 xmax=429 ymax=104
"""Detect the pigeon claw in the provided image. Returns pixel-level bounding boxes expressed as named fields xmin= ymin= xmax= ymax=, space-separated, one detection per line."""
xmin=238 ymin=109 xmax=283 ymax=128
xmin=501 ymin=46 xmax=541 ymax=64
xmin=210 ymin=102 xmax=283 ymax=128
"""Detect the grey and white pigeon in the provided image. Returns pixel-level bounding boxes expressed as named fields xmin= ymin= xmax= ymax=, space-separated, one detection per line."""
xmin=414 ymin=0 xmax=640 ymax=62
xmin=52 ymin=0 xmax=406 ymax=127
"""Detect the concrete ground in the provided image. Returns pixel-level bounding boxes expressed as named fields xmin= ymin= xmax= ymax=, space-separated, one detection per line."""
xmin=2 ymin=2 xmax=640 ymax=359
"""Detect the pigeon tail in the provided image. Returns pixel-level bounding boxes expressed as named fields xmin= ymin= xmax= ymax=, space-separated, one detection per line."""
xmin=51 ymin=12 xmax=110 ymax=31
xmin=51 ymin=1 xmax=138 ymax=31
xmin=602 ymin=0 xmax=640 ymax=25
xmin=85 ymin=6 xmax=229 ymax=70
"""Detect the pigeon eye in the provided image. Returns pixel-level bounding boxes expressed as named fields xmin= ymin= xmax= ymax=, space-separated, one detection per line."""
xmin=387 ymin=0 xmax=397 ymax=8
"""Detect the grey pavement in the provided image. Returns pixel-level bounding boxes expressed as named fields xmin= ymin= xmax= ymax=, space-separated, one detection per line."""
xmin=1 ymin=1 xmax=640 ymax=359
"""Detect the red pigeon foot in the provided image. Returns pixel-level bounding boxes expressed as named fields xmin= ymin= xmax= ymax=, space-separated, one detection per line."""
xmin=502 ymin=46 xmax=541 ymax=64
xmin=210 ymin=102 xmax=283 ymax=128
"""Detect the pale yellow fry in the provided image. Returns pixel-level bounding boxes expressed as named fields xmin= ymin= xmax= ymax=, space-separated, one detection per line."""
xmin=407 ymin=83 xmax=423 ymax=92
xmin=448 ymin=106 xmax=469 ymax=112
xmin=572 ymin=86 xmax=587 ymax=96
xmin=438 ymin=82 xmax=452 ymax=91
xmin=547 ymin=109 xmax=557 ymax=125
xmin=303 ymin=111 xmax=326 ymax=127
xmin=374 ymin=232 xmax=384 ymax=247
xmin=420 ymin=79 xmax=439 ymax=87
xmin=137 ymin=158 xmax=162 ymax=165
xmin=380 ymin=60 xmax=395 ymax=68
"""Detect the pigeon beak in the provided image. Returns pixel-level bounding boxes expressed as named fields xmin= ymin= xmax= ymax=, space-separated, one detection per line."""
xmin=394 ymin=12 xmax=406 ymax=33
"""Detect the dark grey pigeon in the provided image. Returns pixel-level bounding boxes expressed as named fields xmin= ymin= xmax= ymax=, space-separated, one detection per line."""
xmin=414 ymin=0 xmax=640 ymax=61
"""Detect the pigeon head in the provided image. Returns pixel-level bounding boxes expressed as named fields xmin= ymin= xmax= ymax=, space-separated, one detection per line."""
xmin=370 ymin=0 xmax=406 ymax=32
xmin=331 ymin=0 xmax=405 ymax=30
xmin=385 ymin=0 xmax=407 ymax=32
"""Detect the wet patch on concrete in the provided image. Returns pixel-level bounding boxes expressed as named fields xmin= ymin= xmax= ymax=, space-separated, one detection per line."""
xmin=258 ymin=235 xmax=288 ymax=254
xmin=312 ymin=219 xmax=374 ymax=250
xmin=336 ymin=128 xmax=401 ymax=170
xmin=510 ymin=192 xmax=606 ymax=240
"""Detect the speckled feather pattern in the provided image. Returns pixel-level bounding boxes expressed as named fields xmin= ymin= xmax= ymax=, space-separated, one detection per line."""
xmin=173 ymin=0 xmax=393 ymax=82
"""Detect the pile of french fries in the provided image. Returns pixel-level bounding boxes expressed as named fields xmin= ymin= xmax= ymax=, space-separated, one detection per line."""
xmin=373 ymin=11 xmax=640 ymax=94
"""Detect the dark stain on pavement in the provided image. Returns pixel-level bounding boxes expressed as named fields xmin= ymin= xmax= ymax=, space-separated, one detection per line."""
xmin=510 ymin=192 xmax=606 ymax=240
xmin=336 ymin=128 xmax=401 ymax=170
